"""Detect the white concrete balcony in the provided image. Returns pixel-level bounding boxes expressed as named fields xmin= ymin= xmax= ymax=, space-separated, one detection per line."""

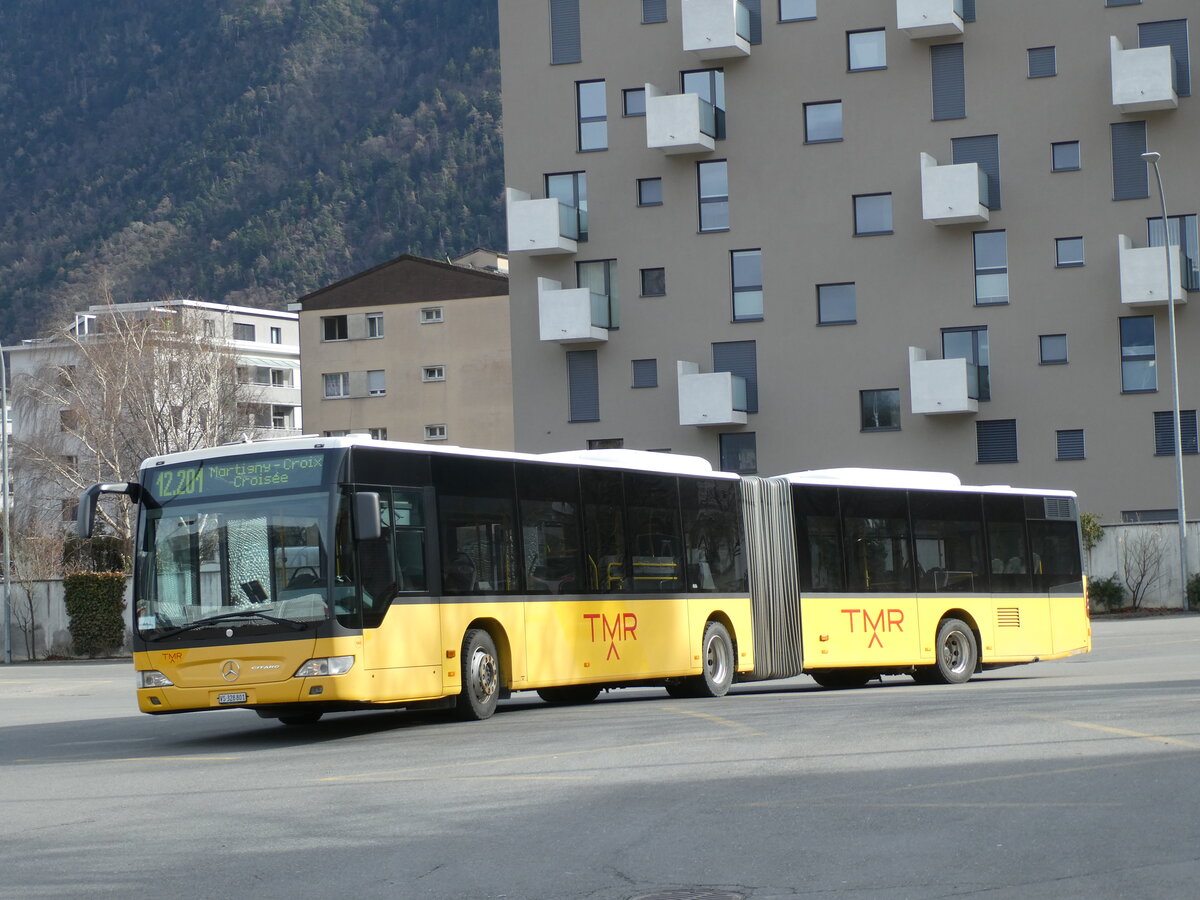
xmin=644 ymin=84 xmax=717 ymax=156
xmin=897 ymin=0 xmax=964 ymax=39
xmin=537 ymin=278 xmax=610 ymax=344
xmin=920 ymin=153 xmax=989 ymax=226
xmin=1118 ymin=235 xmax=1185 ymax=308
xmin=505 ymin=188 xmax=579 ymax=256
xmin=677 ymin=361 xmax=748 ymax=426
xmin=909 ymin=347 xmax=979 ymax=415
xmin=1110 ymin=37 xmax=1178 ymax=113
xmin=681 ymin=0 xmax=751 ymax=61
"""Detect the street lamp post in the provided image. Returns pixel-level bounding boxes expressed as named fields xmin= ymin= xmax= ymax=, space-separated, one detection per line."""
xmin=1 ymin=339 xmax=11 ymax=664
xmin=1142 ymin=151 xmax=1189 ymax=608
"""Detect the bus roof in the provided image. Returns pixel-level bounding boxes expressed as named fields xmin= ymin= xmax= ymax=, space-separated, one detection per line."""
xmin=781 ymin=467 xmax=1076 ymax=498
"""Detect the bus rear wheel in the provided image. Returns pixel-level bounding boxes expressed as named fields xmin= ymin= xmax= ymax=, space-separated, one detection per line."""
xmin=537 ymin=685 xmax=602 ymax=705
xmin=456 ymin=628 xmax=501 ymax=720
xmin=933 ymin=617 xmax=978 ymax=684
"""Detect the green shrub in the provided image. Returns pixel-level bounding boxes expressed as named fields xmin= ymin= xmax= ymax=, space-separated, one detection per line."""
xmin=1188 ymin=573 xmax=1200 ymax=612
xmin=1089 ymin=574 xmax=1126 ymax=612
xmin=63 ymin=572 xmax=128 ymax=657
xmin=62 ymin=536 xmax=130 ymax=573
xmin=1079 ymin=513 xmax=1104 ymax=553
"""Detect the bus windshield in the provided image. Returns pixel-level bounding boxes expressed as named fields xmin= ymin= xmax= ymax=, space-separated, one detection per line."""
xmin=135 ymin=491 xmax=344 ymax=639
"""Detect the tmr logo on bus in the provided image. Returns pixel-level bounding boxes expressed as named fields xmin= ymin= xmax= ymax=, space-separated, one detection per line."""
xmin=583 ymin=613 xmax=638 ymax=660
xmin=842 ymin=608 xmax=904 ymax=648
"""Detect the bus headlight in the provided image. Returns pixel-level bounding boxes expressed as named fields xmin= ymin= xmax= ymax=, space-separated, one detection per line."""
xmin=294 ymin=656 xmax=355 ymax=677
xmin=137 ymin=670 xmax=174 ymax=689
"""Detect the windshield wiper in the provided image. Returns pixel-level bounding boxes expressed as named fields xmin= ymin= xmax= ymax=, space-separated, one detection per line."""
xmin=147 ymin=609 xmax=310 ymax=641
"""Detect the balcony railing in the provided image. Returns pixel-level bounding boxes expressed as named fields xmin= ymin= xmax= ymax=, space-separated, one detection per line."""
xmin=682 ymin=0 xmax=752 ymax=60
xmin=1118 ymin=235 xmax=1186 ymax=307
xmin=1110 ymin=36 xmax=1178 ymax=113
xmin=920 ymin=153 xmax=989 ymax=225
xmin=897 ymin=0 xmax=964 ymax=39
xmin=505 ymin=188 xmax=579 ymax=256
xmin=645 ymin=85 xmax=717 ymax=155
xmin=537 ymin=278 xmax=610 ymax=344
xmin=909 ymin=347 xmax=979 ymax=415
xmin=677 ymin=361 xmax=748 ymax=426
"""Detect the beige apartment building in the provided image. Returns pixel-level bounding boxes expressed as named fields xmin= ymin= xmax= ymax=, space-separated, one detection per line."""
xmin=499 ymin=0 xmax=1199 ymax=522
xmin=296 ymin=253 xmax=514 ymax=448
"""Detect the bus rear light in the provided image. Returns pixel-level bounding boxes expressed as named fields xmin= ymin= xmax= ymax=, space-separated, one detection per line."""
xmin=294 ymin=656 xmax=355 ymax=677
xmin=137 ymin=670 xmax=174 ymax=689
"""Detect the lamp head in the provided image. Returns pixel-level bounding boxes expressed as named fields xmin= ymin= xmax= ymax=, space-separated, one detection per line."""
xmin=1142 ymin=151 xmax=1162 ymax=164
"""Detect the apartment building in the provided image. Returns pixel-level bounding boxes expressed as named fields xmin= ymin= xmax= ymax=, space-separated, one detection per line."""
xmin=296 ymin=253 xmax=514 ymax=448
xmin=499 ymin=0 xmax=1199 ymax=522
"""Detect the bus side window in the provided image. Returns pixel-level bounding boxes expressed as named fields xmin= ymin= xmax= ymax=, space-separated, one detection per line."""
xmin=625 ymin=473 xmax=683 ymax=593
xmin=795 ymin=485 xmax=844 ymax=592
xmin=581 ymin=468 xmax=628 ymax=593
xmin=984 ymin=495 xmax=1031 ymax=592
xmin=433 ymin=456 xmax=519 ymax=595
xmin=516 ymin=463 xmax=584 ymax=595
xmin=1028 ymin=519 xmax=1082 ymax=593
xmin=840 ymin=487 xmax=914 ymax=593
xmin=682 ymin=477 xmax=746 ymax=593
xmin=392 ymin=490 xmax=427 ymax=592
xmin=909 ymin=490 xmax=986 ymax=593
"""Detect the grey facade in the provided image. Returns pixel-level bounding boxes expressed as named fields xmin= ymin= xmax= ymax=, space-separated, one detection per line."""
xmin=500 ymin=0 xmax=1198 ymax=522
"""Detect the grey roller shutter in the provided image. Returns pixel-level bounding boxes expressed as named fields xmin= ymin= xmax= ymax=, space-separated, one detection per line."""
xmin=567 ymin=349 xmax=599 ymax=421
xmin=1055 ymin=429 xmax=1085 ymax=461
xmin=550 ymin=0 xmax=581 ymax=65
xmin=744 ymin=0 xmax=762 ymax=45
xmin=1110 ymin=120 xmax=1148 ymax=200
xmin=931 ymin=43 xmax=966 ymax=120
xmin=1154 ymin=410 xmax=1198 ymax=455
xmin=952 ymin=134 xmax=1000 ymax=210
xmin=631 ymin=358 xmax=658 ymax=388
xmin=1106 ymin=0 xmax=1141 ymax=7
xmin=1139 ymin=19 xmax=1191 ymax=97
xmin=1027 ymin=46 xmax=1056 ymax=78
xmin=712 ymin=340 xmax=758 ymax=413
xmin=960 ymin=0 xmax=976 ymax=23
xmin=641 ymin=0 xmax=667 ymax=24
xmin=977 ymin=419 xmax=1018 ymax=463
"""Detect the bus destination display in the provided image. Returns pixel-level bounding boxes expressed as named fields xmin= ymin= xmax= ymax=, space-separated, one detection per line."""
xmin=148 ymin=452 xmax=327 ymax=501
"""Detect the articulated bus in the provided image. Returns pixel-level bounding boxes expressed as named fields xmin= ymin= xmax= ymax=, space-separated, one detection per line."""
xmin=79 ymin=436 xmax=1090 ymax=724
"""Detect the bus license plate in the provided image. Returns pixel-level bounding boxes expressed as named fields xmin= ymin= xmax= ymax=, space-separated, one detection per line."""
xmin=217 ymin=692 xmax=248 ymax=705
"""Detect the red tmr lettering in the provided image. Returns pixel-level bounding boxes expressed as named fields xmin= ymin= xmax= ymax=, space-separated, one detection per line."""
xmin=887 ymin=609 xmax=904 ymax=631
xmin=841 ymin=609 xmax=859 ymax=631
xmin=622 ymin=612 xmax=638 ymax=639
xmin=583 ymin=613 xmax=600 ymax=641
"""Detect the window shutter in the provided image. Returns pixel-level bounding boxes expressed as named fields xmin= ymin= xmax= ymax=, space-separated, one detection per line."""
xmin=567 ymin=349 xmax=599 ymax=422
xmin=1111 ymin=120 xmax=1149 ymax=200
xmin=976 ymin=419 xmax=1018 ymax=463
xmin=960 ymin=0 xmax=977 ymax=23
xmin=744 ymin=0 xmax=762 ymax=45
xmin=1027 ymin=46 xmax=1056 ymax=78
xmin=952 ymin=135 xmax=1001 ymax=210
xmin=641 ymin=0 xmax=667 ymax=24
xmin=1055 ymin=429 xmax=1085 ymax=461
xmin=550 ymin=0 xmax=581 ymax=65
xmin=931 ymin=43 xmax=966 ymax=120
xmin=1155 ymin=410 xmax=1199 ymax=455
xmin=1106 ymin=0 xmax=1141 ymax=7
xmin=712 ymin=340 xmax=758 ymax=413
xmin=632 ymin=359 xmax=658 ymax=388
xmin=1139 ymin=19 xmax=1191 ymax=97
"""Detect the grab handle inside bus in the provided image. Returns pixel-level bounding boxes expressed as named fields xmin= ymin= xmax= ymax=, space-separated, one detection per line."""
xmin=355 ymin=491 xmax=382 ymax=541
xmin=77 ymin=482 xmax=144 ymax=539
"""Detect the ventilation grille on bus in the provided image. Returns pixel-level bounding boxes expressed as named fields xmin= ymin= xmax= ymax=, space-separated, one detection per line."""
xmin=741 ymin=476 xmax=804 ymax=680
xmin=997 ymin=608 xmax=1021 ymax=628
xmin=1043 ymin=497 xmax=1074 ymax=520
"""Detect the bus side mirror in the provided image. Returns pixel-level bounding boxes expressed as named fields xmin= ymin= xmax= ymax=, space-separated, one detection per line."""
xmin=77 ymin=482 xmax=142 ymax=539
xmin=355 ymin=492 xmax=382 ymax=541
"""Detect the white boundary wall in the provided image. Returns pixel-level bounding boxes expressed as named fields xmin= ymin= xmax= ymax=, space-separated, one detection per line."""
xmin=1087 ymin=522 xmax=1200 ymax=610
xmin=3 ymin=577 xmax=133 ymax=661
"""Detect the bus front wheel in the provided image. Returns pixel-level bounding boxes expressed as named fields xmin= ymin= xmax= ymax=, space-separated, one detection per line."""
xmin=456 ymin=628 xmax=501 ymax=720
xmin=933 ymin=617 xmax=978 ymax=684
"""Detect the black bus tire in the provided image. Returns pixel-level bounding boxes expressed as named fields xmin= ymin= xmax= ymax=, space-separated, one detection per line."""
xmin=934 ymin=617 xmax=978 ymax=684
xmin=456 ymin=628 xmax=501 ymax=720
xmin=693 ymin=621 xmax=734 ymax=698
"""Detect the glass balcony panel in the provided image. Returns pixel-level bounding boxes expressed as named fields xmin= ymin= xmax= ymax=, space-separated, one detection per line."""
xmin=698 ymin=98 xmax=717 ymax=138
xmin=964 ymin=362 xmax=980 ymax=400
xmin=590 ymin=291 xmax=612 ymax=329
xmin=954 ymin=0 xmax=964 ymax=17
xmin=735 ymin=1 xmax=750 ymax=41
xmin=731 ymin=375 xmax=748 ymax=412
xmin=976 ymin=168 xmax=989 ymax=208
xmin=557 ymin=202 xmax=579 ymax=240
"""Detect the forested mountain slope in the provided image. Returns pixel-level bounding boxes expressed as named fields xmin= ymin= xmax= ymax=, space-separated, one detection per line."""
xmin=0 ymin=0 xmax=503 ymax=341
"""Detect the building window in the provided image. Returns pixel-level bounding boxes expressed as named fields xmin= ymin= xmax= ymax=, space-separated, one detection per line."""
xmin=860 ymin=389 xmax=900 ymax=432
xmin=1039 ymin=334 xmax=1068 ymax=365
xmin=1052 ymin=141 xmax=1081 ymax=172
xmin=1122 ymin=509 xmax=1177 ymax=524
xmin=271 ymin=369 xmax=291 ymax=388
xmin=804 ymin=100 xmax=843 ymax=143
xmin=322 ymin=315 xmax=348 ymax=341
xmin=848 ymin=28 xmax=886 ymax=70
xmin=632 ymin=359 xmax=658 ymax=388
xmin=697 ymin=160 xmax=729 ymax=233
xmin=713 ymin=340 xmax=758 ymax=413
xmin=943 ymin=326 xmax=989 ymax=401
xmin=642 ymin=0 xmax=667 ymax=24
xmin=577 ymin=259 xmax=619 ymax=328
xmin=62 ymin=499 xmax=80 ymax=523
xmin=1056 ymin=429 xmax=1085 ymax=461
xmin=424 ymin=424 xmax=447 ymax=441
xmin=1154 ymin=410 xmax=1199 ymax=456
xmin=420 ymin=307 xmax=443 ymax=324
xmin=550 ymin=0 xmax=581 ymax=65
xmin=682 ymin=69 xmax=725 ymax=140
xmin=1106 ymin=1 xmax=1141 ymax=7
xmin=640 ymin=267 xmax=666 ymax=297
xmin=976 ymin=419 xmax=1018 ymax=464
xmin=719 ymin=432 xmax=758 ymax=475
xmin=817 ymin=282 xmax=856 ymax=325
xmin=1111 ymin=120 xmax=1149 ymax=201
xmin=324 ymin=430 xmax=349 ymax=437
xmin=780 ymin=0 xmax=816 ymax=22
xmin=369 ymin=427 xmax=388 ymax=441
xmin=270 ymin=326 xmax=283 ymax=344
xmin=1149 ymin=214 xmax=1200 ymax=291
xmin=577 ymin=80 xmax=607 ymax=151
xmin=1027 ymin=46 xmax=1057 ymax=78
xmin=367 ymin=370 xmax=386 ymax=396
xmin=623 ymin=87 xmax=646 ymax=117
xmin=1120 ymin=316 xmax=1157 ymax=393
xmin=952 ymin=134 xmax=1001 ymax=210
xmin=853 ymin=193 xmax=893 ymax=235
xmin=567 ymin=349 xmax=600 ymax=422
xmin=1055 ymin=237 xmax=1085 ymax=267
xmin=588 ymin=438 xmax=625 ymax=449
xmin=367 ymin=313 xmax=384 ymax=338
xmin=323 ymin=373 xmax=350 ymax=399
xmin=422 ymin=365 xmax=446 ymax=382
xmin=637 ymin=177 xmax=663 ymax=207
xmin=731 ymin=249 xmax=763 ymax=321
xmin=973 ymin=230 xmax=1008 ymax=305
xmin=1139 ymin=19 xmax=1191 ymax=97
xmin=232 ymin=322 xmax=255 ymax=342
xmin=547 ymin=171 xmax=588 ymax=241
xmin=931 ymin=42 xmax=966 ymax=120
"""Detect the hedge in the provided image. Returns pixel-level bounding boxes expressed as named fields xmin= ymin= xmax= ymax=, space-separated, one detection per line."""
xmin=64 ymin=572 xmax=128 ymax=657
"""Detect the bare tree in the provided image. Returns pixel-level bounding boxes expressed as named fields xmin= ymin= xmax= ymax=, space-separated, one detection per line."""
xmin=11 ymin=300 xmax=258 ymax=547
xmin=8 ymin=532 xmax=68 ymax=659
xmin=1120 ymin=529 xmax=1166 ymax=610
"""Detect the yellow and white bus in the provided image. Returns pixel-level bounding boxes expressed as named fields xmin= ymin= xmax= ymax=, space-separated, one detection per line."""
xmin=79 ymin=437 xmax=1089 ymax=724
